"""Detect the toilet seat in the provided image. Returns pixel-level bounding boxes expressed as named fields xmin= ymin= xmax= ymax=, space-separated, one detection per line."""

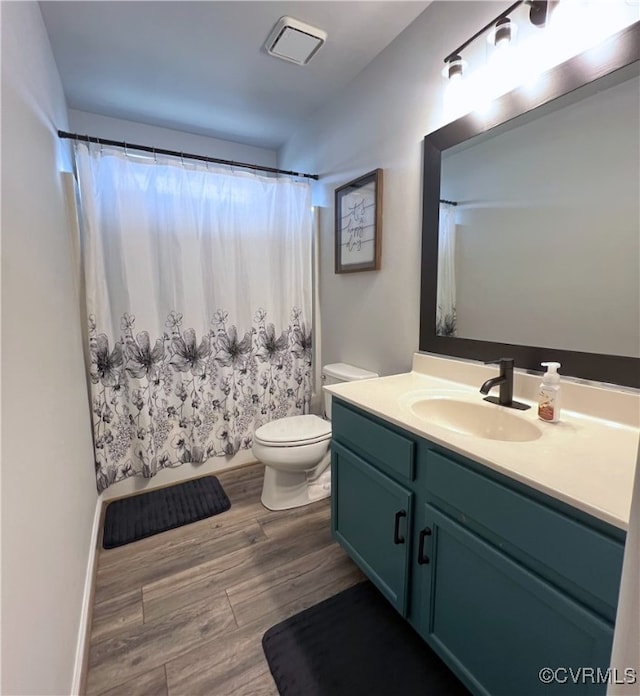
xmin=254 ymin=414 xmax=331 ymax=447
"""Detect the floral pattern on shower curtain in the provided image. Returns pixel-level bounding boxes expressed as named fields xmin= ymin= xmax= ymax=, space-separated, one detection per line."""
xmin=73 ymin=142 xmax=313 ymax=492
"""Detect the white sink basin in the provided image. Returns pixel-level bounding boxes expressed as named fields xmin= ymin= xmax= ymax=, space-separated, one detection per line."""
xmin=409 ymin=397 xmax=542 ymax=442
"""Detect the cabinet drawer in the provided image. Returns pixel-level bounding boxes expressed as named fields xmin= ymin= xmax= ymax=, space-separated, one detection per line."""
xmin=332 ymin=400 xmax=415 ymax=482
xmin=425 ymin=450 xmax=624 ymax=618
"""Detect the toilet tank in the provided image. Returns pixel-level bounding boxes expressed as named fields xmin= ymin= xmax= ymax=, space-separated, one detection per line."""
xmin=322 ymin=362 xmax=378 ymax=419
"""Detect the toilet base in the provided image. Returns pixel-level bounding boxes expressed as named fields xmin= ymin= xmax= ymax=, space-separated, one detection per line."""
xmin=260 ymin=455 xmax=331 ymax=511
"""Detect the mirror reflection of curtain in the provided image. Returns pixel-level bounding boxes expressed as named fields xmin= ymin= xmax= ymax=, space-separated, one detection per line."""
xmin=436 ymin=203 xmax=457 ymax=336
xmin=73 ymin=142 xmax=313 ymax=492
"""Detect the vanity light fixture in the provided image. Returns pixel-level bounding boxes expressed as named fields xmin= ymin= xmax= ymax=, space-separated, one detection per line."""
xmin=441 ymin=0 xmax=557 ymax=81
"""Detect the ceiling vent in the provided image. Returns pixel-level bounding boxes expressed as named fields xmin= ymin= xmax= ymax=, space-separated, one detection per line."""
xmin=264 ymin=16 xmax=327 ymax=66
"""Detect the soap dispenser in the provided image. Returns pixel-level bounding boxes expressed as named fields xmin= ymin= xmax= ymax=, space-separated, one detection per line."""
xmin=538 ymin=362 xmax=561 ymax=423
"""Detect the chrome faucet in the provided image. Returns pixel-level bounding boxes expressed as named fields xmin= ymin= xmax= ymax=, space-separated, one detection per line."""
xmin=480 ymin=358 xmax=530 ymax=411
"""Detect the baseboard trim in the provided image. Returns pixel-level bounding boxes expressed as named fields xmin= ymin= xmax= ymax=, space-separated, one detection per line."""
xmin=71 ymin=497 xmax=103 ymax=695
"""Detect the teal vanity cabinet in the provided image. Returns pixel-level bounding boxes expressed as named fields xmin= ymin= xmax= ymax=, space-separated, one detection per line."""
xmin=330 ymin=399 xmax=626 ymax=696
xmin=330 ymin=403 xmax=415 ymax=615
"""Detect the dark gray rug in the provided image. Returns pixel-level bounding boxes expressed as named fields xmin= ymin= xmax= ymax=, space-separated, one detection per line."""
xmin=262 ymin=581 xmax=470 ymax=696
xmin=102 ymin=475 xmax=231 ymax=549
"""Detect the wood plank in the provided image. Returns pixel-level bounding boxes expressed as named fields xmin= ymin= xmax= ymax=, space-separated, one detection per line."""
xmin=97 ymin=508 xmax=259 ymax=570
xmin=252 ymin=492 xmax=328 ymax=524
xmin=226 ymin=544 xmax=364 ymax=627
xmin=201 ymin=662 xmax=274 ymax=696
xmin=86 ymin=593 xmax=236 ymax=695
xmin=90 ymin=588 xmax=143 ymax=644
xmin=142 ymin=509 xmax=334 ymax=622
xmin=165 ymin=569 xmax=363 ymax=696
xmin=216 ymin=464 xmax=265 ymax=503
xmin=241 ymin=567 xmax=366 ymax=636
xmin=256 ymin=501 xmax=331 ymax=538
xmin=94 ymin=521 xmax=267 ymax=604
xmin=138 ymin=502 xmax=328 ymax=595
xmin=165 ymin=623 xmax=270 ymax=696
xmin=94 ymin=666 xmax=168 ymax=696
xmin=220 ymin=672 xmax=278 ymax=696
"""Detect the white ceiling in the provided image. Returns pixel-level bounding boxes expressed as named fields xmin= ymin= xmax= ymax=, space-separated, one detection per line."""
xmin=40 ymin=1 xmax=430 ymax=150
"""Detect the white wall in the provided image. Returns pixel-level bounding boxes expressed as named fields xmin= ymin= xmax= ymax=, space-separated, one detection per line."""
xmin=1 ymin=3 xmax=97 ymax=694
xmin=279 ymin=1 xmax=505 ymax=378
xmin=68 ymin=109 xmax=278 ymax=168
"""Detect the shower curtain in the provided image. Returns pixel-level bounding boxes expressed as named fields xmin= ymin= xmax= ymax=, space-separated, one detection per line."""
xmin=436 ymin=203 xmax=457 ymax=336
xmin=73 ymin=142 xmax=313 ymax=492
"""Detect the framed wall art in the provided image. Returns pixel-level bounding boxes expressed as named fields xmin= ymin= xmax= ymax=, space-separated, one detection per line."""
xmin=334 ymin=168 xmax=383 ymax=273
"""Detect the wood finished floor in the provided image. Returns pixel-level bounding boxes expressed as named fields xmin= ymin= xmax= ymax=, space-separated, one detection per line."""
xmin=85 ymin=463 xmax=365 ymax=696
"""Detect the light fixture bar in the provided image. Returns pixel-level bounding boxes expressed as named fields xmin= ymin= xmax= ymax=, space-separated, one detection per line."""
xmin=443 ymin=0 xmax=523 ymax=64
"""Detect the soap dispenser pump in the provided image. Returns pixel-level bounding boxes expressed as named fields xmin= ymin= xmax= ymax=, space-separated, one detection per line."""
xmin=538 ymin=362 xmax=561 ymax=423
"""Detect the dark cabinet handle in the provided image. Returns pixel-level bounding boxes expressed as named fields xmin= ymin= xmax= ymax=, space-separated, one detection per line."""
xmin=418 ymin=527 xmax=432 ymax=564
xmin=393 ymin=510 xmax=407 ymax=545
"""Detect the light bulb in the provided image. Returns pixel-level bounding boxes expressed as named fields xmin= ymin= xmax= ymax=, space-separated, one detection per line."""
xmin=442 ymin=55 xmax=466 ymax=81
xmin=487 ymin=17 xmax=516 ymax=48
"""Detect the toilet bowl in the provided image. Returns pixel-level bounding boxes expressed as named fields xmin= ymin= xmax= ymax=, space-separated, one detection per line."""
xmin=254 ymin=414 xmax=332 ymax=510
xmin=253 ymin=363 xmax=378 ymax=511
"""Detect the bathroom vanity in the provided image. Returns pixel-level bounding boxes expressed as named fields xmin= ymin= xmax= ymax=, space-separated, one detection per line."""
xmin=326 ymin=355 xmax=638 ymax=696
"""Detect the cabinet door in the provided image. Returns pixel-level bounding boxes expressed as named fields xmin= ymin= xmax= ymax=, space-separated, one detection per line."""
xmin=416 ymin=504 xmax=614 ymax=696
xmin=332 ymin=442 xmax=413 ymax=615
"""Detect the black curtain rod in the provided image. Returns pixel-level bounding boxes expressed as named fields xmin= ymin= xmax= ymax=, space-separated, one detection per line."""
xmin=440 ymin=198 xmax=458 ymax=206
xmin=57 ymin=130 xmax=319 ymax=181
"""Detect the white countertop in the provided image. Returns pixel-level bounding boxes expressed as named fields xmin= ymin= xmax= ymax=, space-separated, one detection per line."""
xmin=325 ymin=355 xmax=639 ymax=530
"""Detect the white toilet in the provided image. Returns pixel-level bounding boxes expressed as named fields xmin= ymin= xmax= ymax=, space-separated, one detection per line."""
xmin=252 ymin=363 xmax=378 ymax=510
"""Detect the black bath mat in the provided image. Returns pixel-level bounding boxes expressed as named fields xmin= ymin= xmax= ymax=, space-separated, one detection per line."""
xmin=262 ymin=581 xmax=470 ymax=696
xmin=102 ymin=475 xmax=231 ymax=549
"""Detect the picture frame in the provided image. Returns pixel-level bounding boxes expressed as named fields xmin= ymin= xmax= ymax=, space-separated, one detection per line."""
xmin=334 ymin=168 xmax=383 ymax=273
